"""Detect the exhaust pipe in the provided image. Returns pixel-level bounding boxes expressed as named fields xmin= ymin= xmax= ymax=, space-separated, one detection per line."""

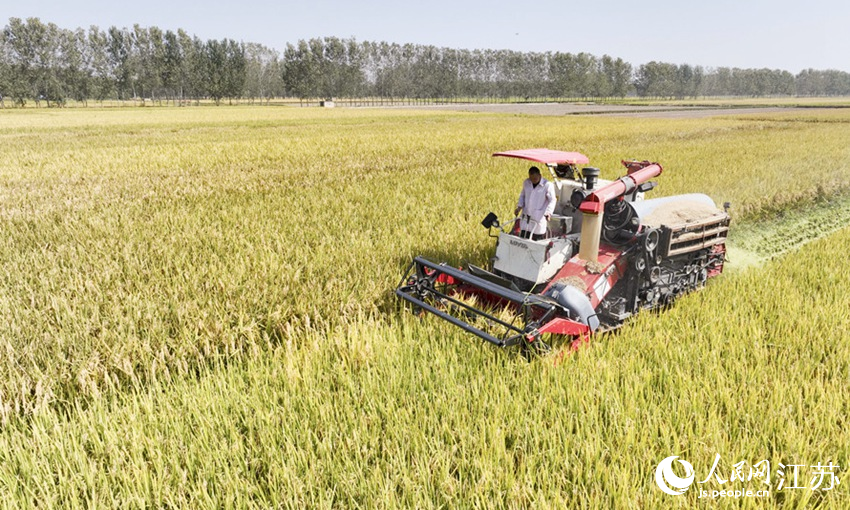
xmin=582 ymin=167 xmax=600 ymax=190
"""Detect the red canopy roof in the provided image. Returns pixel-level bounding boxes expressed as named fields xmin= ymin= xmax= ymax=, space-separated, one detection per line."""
xmin=492 ymin=149 xmax=589 ymax=166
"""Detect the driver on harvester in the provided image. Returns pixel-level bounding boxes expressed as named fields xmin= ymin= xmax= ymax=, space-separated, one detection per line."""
xmin=514 ymin=166 xmax=556 ymax=241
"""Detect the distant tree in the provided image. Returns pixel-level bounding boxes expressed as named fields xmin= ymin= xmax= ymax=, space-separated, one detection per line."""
xmin=549 ymin=52 xmax=600 ymax=98
xmin=198 ymin=38 xmax=244 ymax=104
xmin=178 ymin=31 xmax=202 ymax=102
xmin=160 ymin=30 xmax=182 ymax=103
xmin=0 ymin=22 xmax=21 ymax=105
xmin=373 ymin=42 xmax=415 ymax=99
xmin=3 ymin=16 xmax=848 ymax=106
xmin=282 ymin=40 xmax=319 ymax=101
xmin=223 ymin=39 xmax=246 ymax=101
xmin=601 ymin=55 xmax=632 ymax=97
xmin=244 ymin=43 xmax=283 ymax=102
xmin=88 ymin=26 xmax=114 ymax=102
xmin=107 ymin=26 xmax=133 ymax=99
xmin=796 ymin=69 xmax=850 ymax=96
xmin=58 ymin=27 xmax=91 ymax=104
xmin=3 ymin=18 xmax=55 ymax=105
xmin=201 ymin=39 xmax=226 ymax=103
xmin=573 ymin=53 xmax=600 ymax=98
xmin=634 ymin=61 xmax=678 ymax=98
xmin=323 ymin=37 xmax=347 ymax=97
xmin=774 ymin=70 xmax=796 ymax=95
xmin=701 ymin=67 xmax=731 ymax=96
xmin=131 ymin=24 xmax=165 ymax=101
xmin=0 ymin=36 xmax=8 ymax=105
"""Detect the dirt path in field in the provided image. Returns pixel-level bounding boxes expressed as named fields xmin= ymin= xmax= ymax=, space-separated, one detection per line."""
xmin=394 ymin=102 xmax=799 ymax=118
xmin=724 ymin=193 xmax=850 ymax=270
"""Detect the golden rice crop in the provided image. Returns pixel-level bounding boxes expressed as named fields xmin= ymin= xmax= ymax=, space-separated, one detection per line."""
xmin=0 ymin=227 xmax=848 ymax=508
xmin=0 ymin=106 xmax=848 ymax=507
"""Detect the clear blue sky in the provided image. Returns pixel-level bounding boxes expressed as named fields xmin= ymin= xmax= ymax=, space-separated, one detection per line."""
xmin=3 ymin=0 xmax=848 ymax=72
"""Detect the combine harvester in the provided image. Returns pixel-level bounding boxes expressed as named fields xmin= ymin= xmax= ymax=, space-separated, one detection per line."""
xmin=396 ymin=149 xmax=730 ymax=354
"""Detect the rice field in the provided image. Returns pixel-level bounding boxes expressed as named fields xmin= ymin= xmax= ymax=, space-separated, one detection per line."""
xmin=0 ymin=105 xmax=849 ymax=508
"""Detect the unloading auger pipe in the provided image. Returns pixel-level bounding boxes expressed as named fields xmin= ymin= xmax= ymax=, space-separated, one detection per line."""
xmin=577 ymin=163 xmax=663 ymax=262
xmin=578 ymin=163 xmax=663 ymax=215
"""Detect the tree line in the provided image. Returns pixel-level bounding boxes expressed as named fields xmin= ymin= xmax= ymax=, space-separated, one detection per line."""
xmin=1 ymin=17 xmax=849 ymax=106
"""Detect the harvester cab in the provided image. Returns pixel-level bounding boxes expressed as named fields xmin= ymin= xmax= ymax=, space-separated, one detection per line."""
xmin=483 ymin=149 xmax=618 ymax=291
xmin=396 ymin=149 xmax=730 ymax=354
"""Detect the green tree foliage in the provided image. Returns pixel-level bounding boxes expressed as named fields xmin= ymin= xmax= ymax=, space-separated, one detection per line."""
xmin=635 ymin=61 xmax=679 ymax=98
xmin=87 ymin=26 xmax=114 ymax=103
xmin=796 ymin=69 xmax=850 ymax=96
xmin=3 ymin=17 xmax=64 ymax=105
xmin=244 ymin=42 xmax=285 ymax=103
xmin=1 ymin=17 xmax=849 ymax=106
xmin=199 ymin=38 xmax=246 ymax=104
xmin=106 ymin=26 xmax=133 ymax=99
xmin=283 ymin=37 xmax=365 ymax=100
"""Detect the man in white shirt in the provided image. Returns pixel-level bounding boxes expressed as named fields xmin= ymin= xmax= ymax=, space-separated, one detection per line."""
xmin=514 ymin=166 xmax=556 ymax=240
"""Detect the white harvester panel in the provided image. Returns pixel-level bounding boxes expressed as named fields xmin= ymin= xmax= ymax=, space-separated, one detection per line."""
xmin=547 ymin=214 xmax=573 ymax=237
xmin=493 ymin=233 xmax=574 ymax=284
xmin=552 ymin=178 xmax=615 ymax=234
